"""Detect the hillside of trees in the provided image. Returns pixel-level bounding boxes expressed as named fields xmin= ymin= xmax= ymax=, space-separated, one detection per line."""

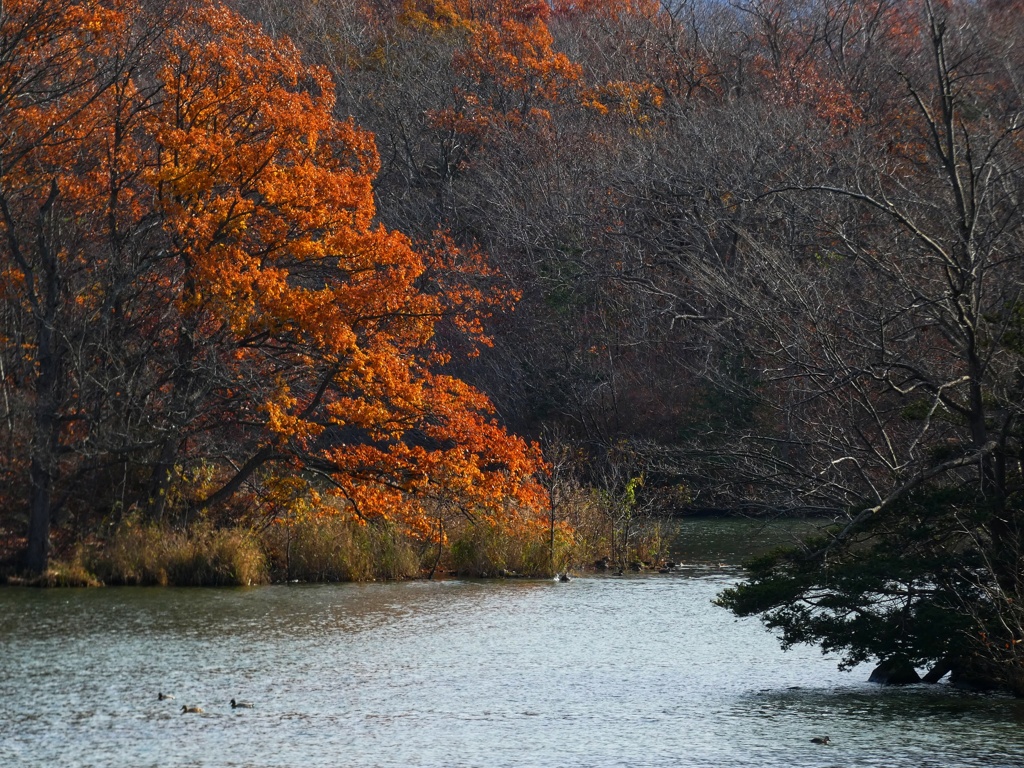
xmin=3 ymin=0 xmax=1024 ymax=693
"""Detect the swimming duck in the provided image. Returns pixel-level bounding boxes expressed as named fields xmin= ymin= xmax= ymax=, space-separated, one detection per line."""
xmin=157 ymin=692 xmax=174 ymax=701
xmin=810 ymin=736 xmax=831 ymax=745
xmin=180 ymin=705 xmax=203 ymax=714
xmin=230 ymin=698 xmax=254 ymax=709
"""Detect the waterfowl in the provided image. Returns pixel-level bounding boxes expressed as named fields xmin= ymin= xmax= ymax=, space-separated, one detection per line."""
xmin=157 ymin=692 xmax=174 ymax=701
xmin=230 ymin=698 xmax=254 ymax=709
xmin=810 ymin=736 xmax=831 ymax=745
xmin=180 ymin=705 xmax=203 ymax=714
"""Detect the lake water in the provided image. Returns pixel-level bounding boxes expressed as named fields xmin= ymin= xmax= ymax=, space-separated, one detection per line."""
xmin=2 ymin=519 xmax=1023 ymax=767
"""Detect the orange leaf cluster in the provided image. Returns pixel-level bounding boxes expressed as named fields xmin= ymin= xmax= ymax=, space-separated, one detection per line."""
xmin=406 ymin=0 xmax=581 ymax=135
xmin=551 ymin=0 xmax=659 ymax=22
xmin=0 ymin=0 xmax=547 ymax=542
xmin=581 ymin=80 xmax=664 ymax=126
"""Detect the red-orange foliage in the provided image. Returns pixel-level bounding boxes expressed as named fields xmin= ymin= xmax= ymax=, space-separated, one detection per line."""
xmin=401 ymin=0 xmax=581 ymax=135
xmin=551 ymin=0 xmax=659 ymax=21
xmin=753 ymin=54 xmax=863 ymax=133
xmin=0 ymin=0 xmax=545 ymax=571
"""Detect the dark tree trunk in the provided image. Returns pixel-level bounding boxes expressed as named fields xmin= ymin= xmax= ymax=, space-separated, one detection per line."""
xmin=25 ymin=342 xmax=58 ymax=572
xmin=24 ymin=181 xmax=62 ymax=574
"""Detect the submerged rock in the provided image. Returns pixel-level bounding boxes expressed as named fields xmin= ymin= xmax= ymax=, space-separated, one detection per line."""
xmin=868 ymin=657 xmax=921 ymax=685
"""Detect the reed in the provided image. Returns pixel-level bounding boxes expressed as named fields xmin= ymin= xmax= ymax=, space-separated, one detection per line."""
xmin=558 ymin=487 xmax=669 ymax=569
xmin=446 ymin=518 xmax=575 ymax=578
xmin=8 ymin=559 xmax=104 ymax=587
xmin=265 ymin=516 xmax=420 ymax=582
xmin=5 ymin=484 xmax=670 ymax=587
xmin=85 ymin=523 xmax=268 ymax=586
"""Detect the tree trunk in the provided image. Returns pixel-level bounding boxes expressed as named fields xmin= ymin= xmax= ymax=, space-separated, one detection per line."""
xmin=24 ymin=181 xmax=62 ymax=574
xmin=26 ymin=333 xmax=58 ymax=571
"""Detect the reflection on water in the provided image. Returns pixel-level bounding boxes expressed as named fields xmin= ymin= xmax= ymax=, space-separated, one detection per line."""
xmin=670 ymin=516 xmax=834 ymax=568
xmin=1 ymin=520 xmax=1022 ymax=768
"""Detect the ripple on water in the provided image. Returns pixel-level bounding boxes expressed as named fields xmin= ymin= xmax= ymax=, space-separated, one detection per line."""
xmin=1 ymin=573 xmax=1023 ymax=768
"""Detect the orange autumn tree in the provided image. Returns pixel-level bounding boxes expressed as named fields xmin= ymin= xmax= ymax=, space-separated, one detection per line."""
xmin=399 ymin=0 xmax=582 ymax=137
xmin=0 ymin=0 xmax=545 ymax=573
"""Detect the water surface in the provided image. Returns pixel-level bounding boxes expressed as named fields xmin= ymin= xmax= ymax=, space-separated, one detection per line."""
xmin=2 ymin=519 xmax=1022 ymax=767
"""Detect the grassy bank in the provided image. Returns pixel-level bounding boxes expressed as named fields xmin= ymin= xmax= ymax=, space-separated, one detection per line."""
xmin=0 ymin=487 xmax=672 ymax=586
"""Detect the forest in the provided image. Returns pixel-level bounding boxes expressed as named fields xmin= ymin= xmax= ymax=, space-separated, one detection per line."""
xmin=2 ymin=0 xmax=1024 ymax=693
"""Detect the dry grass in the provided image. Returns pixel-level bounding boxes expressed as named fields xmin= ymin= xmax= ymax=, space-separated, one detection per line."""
xmin=4 ymin=560 xmax=103 ymax=587
xmin=264 ymin=516 xmax=420 ymax=582
xmin=2 ymin=483 xmax=673 ymax=587
xmin=446 ymin=518 xmax=573 ymax=577
xmin=84 ymin=523 xmax=268 ymax=586
xmin=558 ymin=487 xmax=670 ymax=569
